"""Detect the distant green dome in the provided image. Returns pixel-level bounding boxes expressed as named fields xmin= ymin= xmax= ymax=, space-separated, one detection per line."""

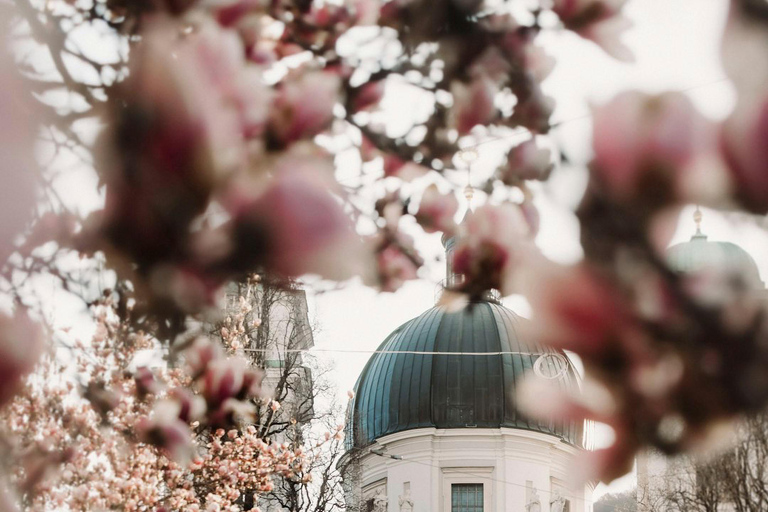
xmin=667 ymin=231 xmax=763 ymax=288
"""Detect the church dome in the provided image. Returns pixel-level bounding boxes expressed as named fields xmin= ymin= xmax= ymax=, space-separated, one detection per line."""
xmin=666 ymin=212 xmax=763 ymax=288
xmin=346 ymin=300 xmax=584 ymax=450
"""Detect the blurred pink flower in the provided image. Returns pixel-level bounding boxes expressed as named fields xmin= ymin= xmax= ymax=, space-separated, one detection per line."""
xmin=591 ymin=91 xmax=714 ymax=206
xmin=224 ymin=148 xmax=364 ymax=280
xmin=414 ymin=185 xmax=459 ymax=234
xmin=137 ymin=405 xmax=195 ymax=464
xmin=134 ymin=367 xmax=162 ymax=399
xmin=0 ymin=311 xmax=43 ymax=408
xmin=451 ymin=203 xmax=531 ymax=296
xmin=375 ymin=242 xmax=420 ymax=293
xmin=721 ymin=94 xmax=768 ymax=213
xmin=450 ymin=76 xmax=497 ymax=135
xmin=185 ymin=338 xmax=223 ymax=378
xmin=351 ymin=80 xmax=385 ymax=111
xmin=552 ymin=0 xmax=634 ymax=62
xmin=501 ymin=139 xmax=553 ymax=184
xmin=347 ymin=0 xmax=381 ymax=25
xmin=203 ymin=358 xmax=262 ymax=409
xmin=100 ymin=18 xmax=268 ymax=265
xmin=269 ymin=70 xmax=340 ymax=146
xmin=0 ymin=40 xmax=38 ymax=264
xmin=523 ymin=261 xmax=630 ymax=356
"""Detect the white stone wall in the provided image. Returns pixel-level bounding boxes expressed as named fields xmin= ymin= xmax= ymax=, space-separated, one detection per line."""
xmin=347 ymin=428 xmax=593 ymax=512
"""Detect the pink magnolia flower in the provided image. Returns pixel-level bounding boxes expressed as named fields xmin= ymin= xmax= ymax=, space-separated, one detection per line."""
xmin=350 ymin=0 xmax=381 ymax=25
xmin=551 ymin=0 xmax=634 ymax=62
xmin=369 ymin=230 xmax=423 ymax=292
xmin=522 ymin=260 xmax=632 ymax=356
xmin=351 ymin=80 xmax=385 ymax=112
xmin=591 ymin=91 xmax=714 ymax=206
xmin=185 ymin=338 xmax=224 ymax=378
xmin=168 ymin=388 xmax=207 ymax=423
xmin=449 ymin=76 xmax=498 ymax=135
xmin=268 ymin=70 xmax=340 ymax=146
xmin=376 ymin=244 xmax=420 ymax=293
xmin=137 ymin=404 xmax=195 ymax=464
xmin=414 ymin=185 xmax=459 ymax=234
xmin=100 ymin=19 xmax=268 ymax=266
xmin=721 ymin=94 xmax=768 ymax=213
xmin=223 ymin=147 xmax=364 ymax=281
xmin=0 ymin=39 xmax=38 ymax=264
xmin=0 ymin=311 xmax=43 ymax=408
xmin=134 ymin=367 xmax=162 ymax=399
xmin=203 ymin=358 xmax=262 ymax=410
xmin=501 ymin=139 xmax=554 ymax=184
xmin=451 ymin=203 xmax=531 ymax=296
xmin=498 ymin=30 xmax=555 ymax=84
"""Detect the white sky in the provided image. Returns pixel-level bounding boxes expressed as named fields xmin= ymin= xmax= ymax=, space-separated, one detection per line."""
xmin=308 ymin=0 xmax=768 ymax=500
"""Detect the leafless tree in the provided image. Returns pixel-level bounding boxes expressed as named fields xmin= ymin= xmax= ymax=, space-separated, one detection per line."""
xmin=641 ymin=415 xmax=768 ymax=512
xmin=595 ymin=489 xmax=637 ymax=512
xmin=216 ymin=274 xmax=349 ymax=512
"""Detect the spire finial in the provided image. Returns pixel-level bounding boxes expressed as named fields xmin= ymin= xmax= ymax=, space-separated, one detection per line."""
xmin=694 ymin=206 xmax=703 ymax=235
xmin=458 ymin=146 xmax=479 ymax=211
xmin=464 ymin=183 xmax=475 ymax=203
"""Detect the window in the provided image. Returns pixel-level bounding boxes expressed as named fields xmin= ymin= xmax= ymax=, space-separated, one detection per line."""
xmin=451 ymin=484 xmax=484 ymax=512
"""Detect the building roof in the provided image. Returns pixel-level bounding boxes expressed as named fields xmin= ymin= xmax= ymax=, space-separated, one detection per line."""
xmin=346 ymin=300 xmax=584 ymax=450
xmin=667 ymin=232 xmax=763 ymax=288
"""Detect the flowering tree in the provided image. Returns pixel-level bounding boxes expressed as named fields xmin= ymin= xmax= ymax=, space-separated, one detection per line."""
xmin=0 ymin=0 xmax=768 ymax=508
xmin=0 ymin=291 xmax=317 ymax=511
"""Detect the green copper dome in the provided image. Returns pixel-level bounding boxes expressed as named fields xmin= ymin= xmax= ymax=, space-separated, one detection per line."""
xmin=346 ymin=300 xmax=584 ymax=449
xmin=666 ymin=230 xmax=763 ymax=288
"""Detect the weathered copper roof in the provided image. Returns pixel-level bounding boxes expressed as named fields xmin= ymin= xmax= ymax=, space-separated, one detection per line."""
xmin=346 ymin=300 xmax=584 ymax=450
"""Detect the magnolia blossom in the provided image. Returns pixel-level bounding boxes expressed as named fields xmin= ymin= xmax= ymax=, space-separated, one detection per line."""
xmin=449 ymin=76 xmax=498 ymax=135
xmin=551 ymin=0 xmax=633 ymax=62
xmin=224 ymin=147 xmax=364 ymax=281
xmin=500 ymin=139 xmax=554 ymax=184
xmin=370 ymin=231 xmax=422 ymax=293
xmin=351 ymin=80 xmax=386 ymax=111
xmin=0 ymin=311 xmax=43 ymax=408
xmin=137 ymin=402 xmax=196 ymax=464
xmin=591 ymin=91 xmax=717 ymax=208
xmin=414 ymin=185 xmax=459 ymax=234
xmin=522 ymin=260 xmax=632 ymax=357
xmin=451 ymin=203 xmax=531 ymax=296
xmin=721 ymin=94 xmax=768 ymax=213
xmin=268 ymin=70 xmax=340 ymax=146
xmin=99 ymin=18 xmax=267 ymax=267
xmin=0 ymin=45 xmax=37 ymax=264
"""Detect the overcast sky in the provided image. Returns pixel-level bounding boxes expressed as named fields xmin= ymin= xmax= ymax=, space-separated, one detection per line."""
xmin=309 ymin=0 xmax=768 ymax=500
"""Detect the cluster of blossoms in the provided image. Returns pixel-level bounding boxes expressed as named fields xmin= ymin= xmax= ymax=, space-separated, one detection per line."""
xmin=0 ymin=292 xmax=335 ymax=511
xmin=5 ymin=0 xmax=768 ymax=496
xmin=164 ymin=426 xmax=308 ymax=511
xmin=516 ymin=0 xmax=768 ymax=483
xmin=72 ymin=0 xmax=637 ymax=319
